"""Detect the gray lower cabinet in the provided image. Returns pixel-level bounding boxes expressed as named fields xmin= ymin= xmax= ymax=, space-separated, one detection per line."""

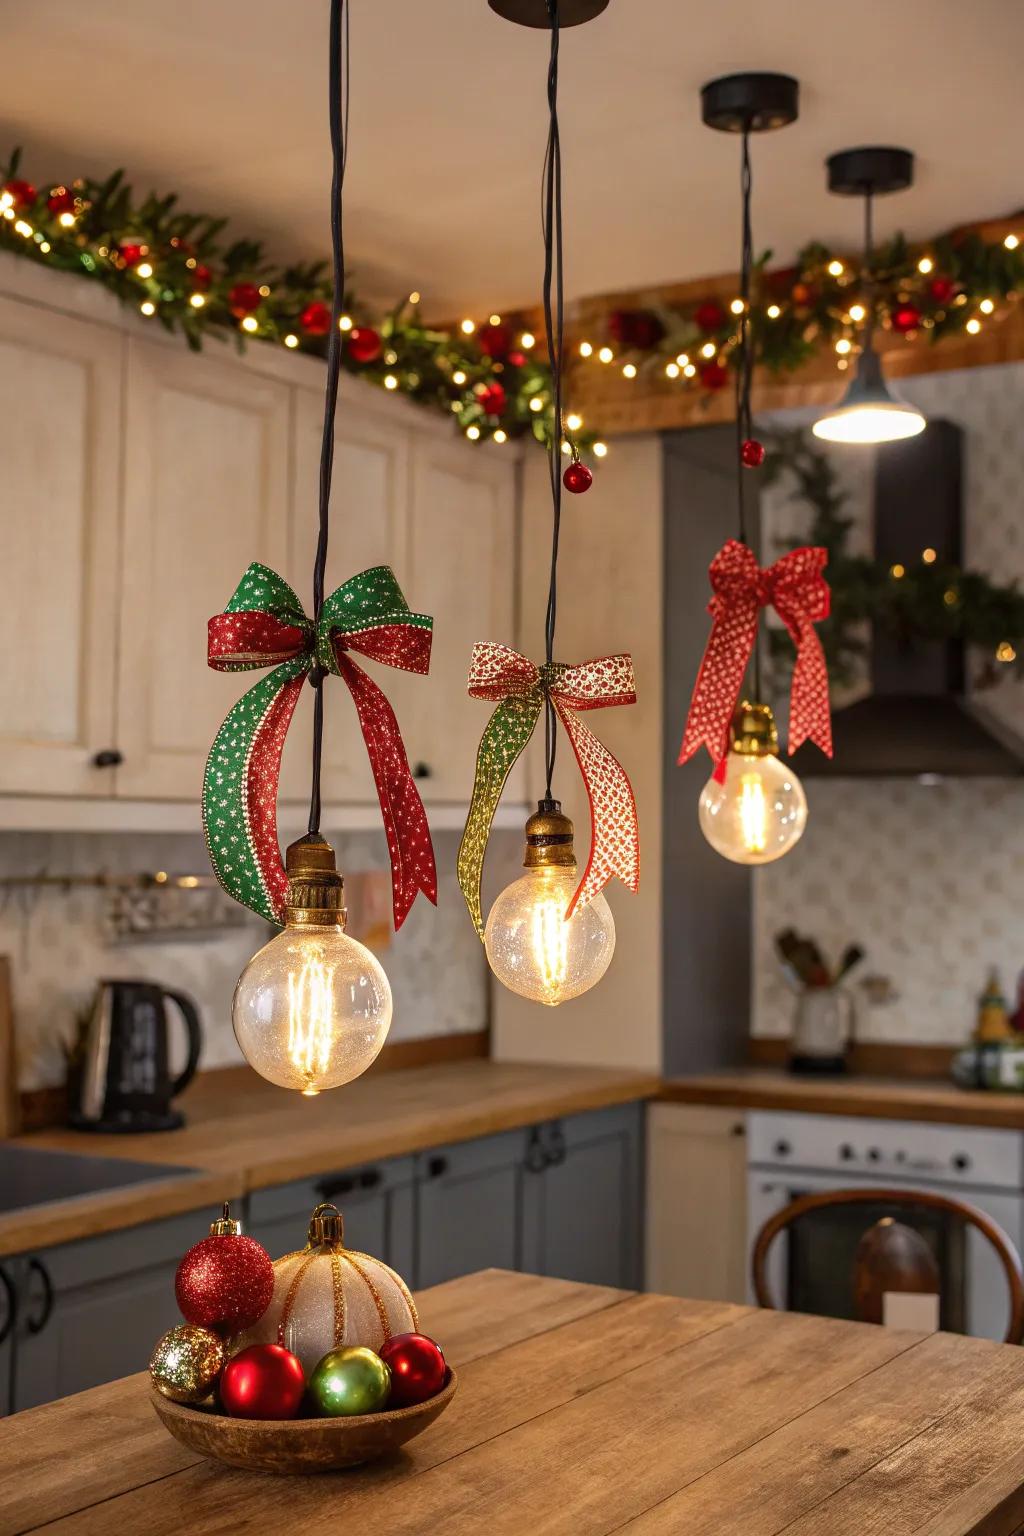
xmin=245 ymin=1156 xmax=416 ymax=1277
xmin=416 ymin=1129 xmax=526 ymax=1288
xmin=0 ymin=1263 xmax=14 ymax=1416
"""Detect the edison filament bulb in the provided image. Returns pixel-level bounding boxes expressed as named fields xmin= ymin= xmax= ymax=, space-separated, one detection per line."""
xmin=484 ymin=802 xmax=615 ymax=1006
xmin=232 ymin=836 xmax=392 ymax=1095
xmin=698 ymin=701 xmax=807 ymax=865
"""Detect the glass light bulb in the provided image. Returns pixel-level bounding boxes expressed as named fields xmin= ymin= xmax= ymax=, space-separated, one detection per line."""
xmin=484 ymin=865 xmax=615 ymax=1007
xmin=812 ymin=403 xmax=925 ymax=444
xmin=232 ymin=924 xmax=392 ymax=1095
xmin=699 ymin=751 xmax=807 ymax=865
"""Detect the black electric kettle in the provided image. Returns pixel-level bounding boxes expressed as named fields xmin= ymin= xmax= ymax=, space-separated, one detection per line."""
xmin=70 ymin=980 xmax=202 ymax=1132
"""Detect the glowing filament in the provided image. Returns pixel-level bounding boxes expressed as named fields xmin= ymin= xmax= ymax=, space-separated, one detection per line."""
xmin=738 ymin=772 xmax=768 ymax=854
xmin=531 ymin=894 xmax=570 ymax=1002
xmin=287 ymin=951 xmax=336 ymax=1094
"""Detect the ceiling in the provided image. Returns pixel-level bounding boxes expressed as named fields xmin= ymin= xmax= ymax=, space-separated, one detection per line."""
xmin=4 ymin=0 xmax=1022 ymax=317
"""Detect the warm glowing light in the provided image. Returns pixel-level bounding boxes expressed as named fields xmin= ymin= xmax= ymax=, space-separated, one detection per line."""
xmin=39 ymin=241 xmax=50 ymax=253
xmin=922 ymin=547 xmax=937 ymax=564
xmin=593 ymin=441 xmax=608 ymax=458
xmin=979 ymin=298 xmax=995 ymax=315
xmin=676 ymin=353 xmax=689 ymax=367
xmin=683 ymin=363 xmax=697 ymax=378
xmin=623 ymin=363 xmax=637 ymax=379
xmin=700 ymin=341 xmax=717 ymax=358
xmin=136 ymin=261 xmax=154 ymax=279
xmin=461 ymin=319 xmax=476 ymax=334
xmin=848 ymin=303 xmax=866 ymax=323
xmin=189 ymin=292 xmax=206 ymax=308
xmin=284 ymin=333 xmax=299 ymax=348
xmin=259 ymin=285 xmax=271 ymax=298
xmin=0 ymin=191 xmax=12 ymax=210
xmin=140 ymin=301 xmax=156 ymax=316
xmin=997 ymin=641 xmax=1017 ymax=662
xmin=338 ymin=314 xmax=353 ymax=331
xmin=566 ymin=412 xmax=583 ymax=431
xmin=58 ymin=211 xmax=76 ymax=228
xmin=918 ymin=256 xmax=934 ymax=274
xmin=598 ymin=346 xmax=614 ymax=363
xmin=835 ymin=338 xmax=852 ymax=354
xmin=827 ymin=259 xmax=844 ymax=277
xmin=466 ymin=424 xmax=481 ymax=440
xmin=484 ymin=866 xmax=615 ymax=1006
xmin=766 ymin=304 xmax=781 ymax=319
xmin=241 ymin=316 xmax=259 ymax=333
xmin=560 ymin=441 xmax=572 ymax=455
xmin=529 ymin=396 xmax=544 ymax=412
xmin=14 ymin=220 xmax=32 ymax=238
xmin=737 ymin=774 xmax=768 ymax=853
xmin=452 ymin=369 xmax=467 ymax=385
xmin=966 ymin=317 xmax=982 ymax=334
xmin=520 ymin=331 xmax=535 ymax=348
xmin=384 ymin=374 xmax=399 ymax=390
xmin=665 ymin=362 xmax=680 ymax=379
xmin=813 ymin=404 xmax=926 ymax=444
xmin=699 ymin=752 xmax=807 ymax=865
xmin=579 ymin=341 xmax=593 ymax=357
xmin=944 ymin=588 xmax=958 ymax=606
xmin=1005 ymin=234 xmax=1020 ymax=250
xmin=891 ymin=563 xmax=905 ymax=579
xmin=730 ymin=298 xmax=745 ymax=315
xmin=488 ymin=313 xmax=501 ymax=326
xmin=493 ymin=429 xmax=507 ymax=444
xmin=409 ymin=291 xmax=421 ymax=304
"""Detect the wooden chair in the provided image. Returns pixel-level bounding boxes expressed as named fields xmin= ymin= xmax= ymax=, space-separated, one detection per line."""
xmin=751 ymin=1187 xmax=1024 ymax=1345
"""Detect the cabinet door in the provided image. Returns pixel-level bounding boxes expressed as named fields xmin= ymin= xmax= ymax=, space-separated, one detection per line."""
xmin=393 ymin=435 xmax=519 ymax=804
xmin=646 ymin=1103 xmax=747 ymax=1304
xmin=0 ymin=1261 xmax=13 ymax=1416
xmin=279 ymin=389 xmax=411 ymax=805
xmin=0 ymin=298 xmax=121 ymax=796
xmin=114 ymin=341 xmax=290 ymax=800
xmin=11 ymin=1206 xmax=222 ymax=1412
xmin=415 ymin=1130 xmax=524 ymax=1288
xmin=523 ymin=1105 xmax=644 ymax=1289
xmin=245 ymin=1156 xmax=416 ymax=1279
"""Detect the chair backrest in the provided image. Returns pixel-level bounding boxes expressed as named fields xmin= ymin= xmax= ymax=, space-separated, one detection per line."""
xmin=751 ymin=1187 xmax=1024 ymax=1345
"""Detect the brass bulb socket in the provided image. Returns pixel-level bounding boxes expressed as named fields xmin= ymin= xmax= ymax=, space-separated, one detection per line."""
xmin=307 ymin=1201 xmax=345 ymax=1248
xmin=730 ymin=699 xmax=779 ymax=758
xmin=523 ymin=800 xmax=577 ymax=870
xmin=208 ymin=1201 xmax=241 ymax=1237
xmin=284 ymin=834 xmax=346 ymax=928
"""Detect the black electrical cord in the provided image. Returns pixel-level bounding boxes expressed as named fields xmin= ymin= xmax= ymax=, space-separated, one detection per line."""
xmin=733 ymin=124 xmax=763 ymax=701
xmin=540 ymin=0 xmax=564 ymax=801
xmin=862 ymin=186 xmax=876 ymax=353
xmin=308 ymin=0 xmax=349 ymax=837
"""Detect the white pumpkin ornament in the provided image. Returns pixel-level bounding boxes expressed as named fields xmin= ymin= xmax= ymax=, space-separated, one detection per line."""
xmin=232 ymin=1202 xmax=417 ymax=1376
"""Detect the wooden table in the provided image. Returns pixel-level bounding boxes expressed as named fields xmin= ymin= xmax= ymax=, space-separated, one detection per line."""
xmin=4 ymin=1269 xmax=1024 ymax=1536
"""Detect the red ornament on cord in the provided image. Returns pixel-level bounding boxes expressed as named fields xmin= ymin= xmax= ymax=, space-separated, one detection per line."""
xmin=478 ymin=322 xmax=512 ymax=361
xmin=741 ymin=438 xmax=765 ymax=468
xmin=563 ymin=461 xmax=593 ymax=495
xmin=174 ymin=1204 xmax=274 ymax=1332
xmin=46 ymin=187 xmax=75 ymax=218
xmin=699 ymin=358 xmax=729 ymax=391
xmin=476 ymin=381 xmax=507 ymax=417
xmin=191 ymin=264 xmax=213 ymax=291
xmin=347 ymin=326 xmax=383 ymax=364
xmin=694 ymin=300 xmax=727 ymax=333
xmin=379 ymin=1332 xmax=447 ymax=1408
xmin=300 ymin=300 xmax=332 ymax=336
xmin=892 ymin=303 xmax=922 ymax=334
xmin=228 ymin=282 xmax=262 ymax=318
xmin=3 ymin=179 xmax=36 ymax=211
xmin=118 ymin=242 xmax=146 ymax=268
xmin=220 ymin=1344 xmax=305 ymax=1420
xmin=928 ymin=275 xmax=956 ymax=306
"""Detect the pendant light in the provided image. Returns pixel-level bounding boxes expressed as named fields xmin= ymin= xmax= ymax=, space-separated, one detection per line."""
xmin=813 ymin=147 xmax=925 ymax=444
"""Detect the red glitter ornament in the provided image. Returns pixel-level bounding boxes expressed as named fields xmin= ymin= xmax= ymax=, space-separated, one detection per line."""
xmin=3 ymin=179 xmax=36 ymax=211
xmin=478 ymin=322 xmax=512 ymax=360
xmin=220 ymin=1344 xmax=305 ymax=1420
xmin=174 ymin=1205 xmax=274 ymax=1332
xmin=118 ymin=242 xmax=146 ymax=268
xmin=301 ymin=300 xmax=332 ymax=336
xmin=228 ymin=282 xmax=262 ymax=318
xmin=46 ymin=187 xmax=75 ymax=217
xmin=347 ymin=326 xmax=383 ymax=364
xmin=928 ymin=275 xmax=956 ymax=306
xmin=699 ymin=358 xmax=729 ymax=391
xmin=741 ymin=438 xmax=765 ymax=468
xmin=476 ymin=381 xmax=507 ymax=416
xmin=563 ymin=461 xmax=593 ymax=495
xmin=892 ymin=303 xmax=922 ymax=334
xmin=192 ymin=264 xmax=213 ymax=291
xmin=379 ymin=1332 xmax=447 ymax=1408
xmin=694 ymin=300 xmax=727 ymax=333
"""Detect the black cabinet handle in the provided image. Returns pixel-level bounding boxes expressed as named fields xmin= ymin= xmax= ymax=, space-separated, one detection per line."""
xmin=358 ymin=1168 xmax=382 ymax=1190
xmin=91 ymin=749 xmax=124 ymax=769
xmin=547 ymin=1124 xmax=567 ymax=1167
xmin=0 ymin=1266 xmax=16 ymax=1346
xmin=427 ymin=1155 xmax=448 ymax=1180
xmin=525 ymin=1129 xmax=547 ymax=1174
xmin=316 ymin=1173 xmax=356 ymax=1201
xmin=25 ymin=1258 xmax=54 ymax=1335
xmin=412 ymin=762 xmax=432 ymax=780
xmin=773 ymin=1139 xmax=792 ymax=1158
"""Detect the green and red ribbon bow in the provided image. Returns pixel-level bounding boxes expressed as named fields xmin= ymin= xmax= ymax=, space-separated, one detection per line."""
xmin=457 ymin=642 xmax=640 ymax=937
xmin=678 ymin=539 xmax=833 ymax=775
xmin=203 ymin=562 xmax=436 ymax=929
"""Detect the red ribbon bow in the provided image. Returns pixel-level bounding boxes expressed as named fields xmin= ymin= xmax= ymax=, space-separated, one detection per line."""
xmin=678 ymin=539 xmax=833 ymax=769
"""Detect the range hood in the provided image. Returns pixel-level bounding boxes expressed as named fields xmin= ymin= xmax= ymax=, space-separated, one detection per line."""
xmin=794 ymin=419 xmax=1024 ymax=778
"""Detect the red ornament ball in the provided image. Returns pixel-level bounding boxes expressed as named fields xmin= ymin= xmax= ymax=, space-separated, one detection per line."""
xmin=4 ymin=179 xmax=36 ymax=211
xmin=175 ymin=1230 xmax=274 ymax=1332
xmin=228 ymin=282 xmax=262 ymax=318
xmin=191 ymin=263 xmax=212 ymax=291
xmin=608 ymin=308 xmax=665 ymax=350
xmin=740 ymin=438 xmax=766 ymax=468
xmin=791 ymin=281 xmax=815 ymax=306
xmin=699 ymin=358 xmax=729 ymax=391
xmin=476 ymin=381 xmax=507 ymax=417
xmin=379 ymin=1332 xmax=447 ymax=1408
xmin=507 ymin=350 xmax=526 ymax=368
xmin=478 ymin=322 xmax=513 ymax=361
xmin=220 ymin=1344 xmax=305 ymax=1421
xmin=928 ymin=275 xmax=956 ymax=306
xmin=694 ymin=300 xmax=727 ymax=334
xmin=300 ymin=300 xmax=332 ymax=336
xmin=563 ymin=461 xmax=593 ymax=495
xmin=46 ymin=186 xmax=75 ymax=218
xmin=118 ymin=242 xmax=146 ymax=269
xmin=347 ymin=326 xmax=383 ymax=364
xmin=891 ymin=303 xmax=922 ymax=334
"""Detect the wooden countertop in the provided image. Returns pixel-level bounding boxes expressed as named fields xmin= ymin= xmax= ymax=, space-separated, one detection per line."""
xmin=659 ymin=1067 xmax=1024 ymax=1129
xmin=0 ymin=1060 xmax=659 ymax=1258
xmin=4 ymin=1268 xmax=1024 ymax=1536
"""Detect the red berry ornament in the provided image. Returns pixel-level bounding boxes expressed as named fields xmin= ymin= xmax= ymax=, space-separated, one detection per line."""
xmin=118 ymin=242 xmax=146 ymax=268
xmin=892 ymin=303 xmax=922 ymax=334
xmin=694 ymin=300 xmax=727 ymax=334
xmin=300 ymin=300 xmax=332 ymax=336
xmin=191 ymin=264 xmax=212 ymax=291
xmin=476 ymin=381 xmax=507 ymax=416
xmin=379 ymin=1332 xmax=447 ymax=1408
xmin=3 ymin=179 xmax=36 ymax=211
xmin=220 ymin=1344 xmax=305 ymax=1420
xmin=563 ymin=461 xmax=593 ymax=495
xmin=699 ymin=358 xmax=729 ymax=391
xmin=608 ymin=308 xmax=665 ymax=350
xmin=741 ymin=438 xmax=765 ymax=468
xmin=174 ymin=1205 xmax=274 ymax=1332
xmin=347 ymin=326 xmax=383 ymax=364
xmin=228 ymin=282 xmax=262 ymax=318
xmin=478 ymin=322 xmax=512 ymax=361
xmin=46 ymin=187 xmax=75 ymax=217
xmin=928 ymin=275 xmax=956 ymax=306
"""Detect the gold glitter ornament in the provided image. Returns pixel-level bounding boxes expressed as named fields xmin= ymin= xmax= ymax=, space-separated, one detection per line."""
xmin=150 ymin=1323 xmax=225 ymax=1403
xmin=231 ymin=1203 xmax=417 ymax=1376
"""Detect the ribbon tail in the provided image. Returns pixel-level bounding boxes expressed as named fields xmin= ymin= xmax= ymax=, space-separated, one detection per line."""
xmin=202 ymin=658 xmax=309 ymax=924
xmin=336 ymin=656 xmax=437 ymax=930
xmin=554 ymin=700 xmax=640 ymax=919
xmin=457 ymin=693 xmax=542 ymax=938
xmin=678 ymin=600 xmax=760 ymax=767
xmin=788 ymin=624 xmax=833 ymax=758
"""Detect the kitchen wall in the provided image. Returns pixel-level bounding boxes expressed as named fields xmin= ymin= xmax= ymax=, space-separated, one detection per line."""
xmin=753 ymin=359 xmax=1024 ymax=1046
xmin=1 ymin=827 xmax=491 ymax=1091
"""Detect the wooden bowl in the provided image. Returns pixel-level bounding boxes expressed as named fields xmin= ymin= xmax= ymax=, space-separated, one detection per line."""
xmin=150 ymin=1367 xmax=458 ymax=1474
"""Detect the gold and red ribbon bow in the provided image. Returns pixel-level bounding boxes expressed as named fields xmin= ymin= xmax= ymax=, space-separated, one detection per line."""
xmin=203 ymin=562 xmax=436 ymax=930
xmin=457 ymin=642 xmax=640 ymax=936
xmin=678 ymin=539 xmax=833 ymax=771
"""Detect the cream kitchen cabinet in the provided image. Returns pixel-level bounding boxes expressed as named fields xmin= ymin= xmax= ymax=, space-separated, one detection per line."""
xmin=646 ymin=1102 xmax=748 ymax=1305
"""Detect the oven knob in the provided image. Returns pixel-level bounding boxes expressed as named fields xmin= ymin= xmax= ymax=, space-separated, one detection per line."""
xmin=867 ymin=1147 xmax=881 ymax=1162
xmin=773 ymin=1139 xmax=792 ymax=1157
xmin=839 ymin=1143 xmax=855 ymax=1161
xmin=895 ymin=1150 xmax=906 ymax=1163
xmin=952 ymin=1153 xmax=971 ymax=1172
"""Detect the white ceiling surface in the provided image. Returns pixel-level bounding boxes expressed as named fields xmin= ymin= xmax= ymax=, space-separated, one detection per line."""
xmin=3 ymin=0 xmax=1022 ymax=316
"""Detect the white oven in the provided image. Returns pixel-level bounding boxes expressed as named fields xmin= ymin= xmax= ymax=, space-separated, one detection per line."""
xmin=746 ymin=1111 xmax=1024 ymax=1341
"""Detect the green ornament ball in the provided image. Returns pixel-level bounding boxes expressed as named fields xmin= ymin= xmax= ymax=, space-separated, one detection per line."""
xmin=308 ymin=1346 xmax=392 ymax=1417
